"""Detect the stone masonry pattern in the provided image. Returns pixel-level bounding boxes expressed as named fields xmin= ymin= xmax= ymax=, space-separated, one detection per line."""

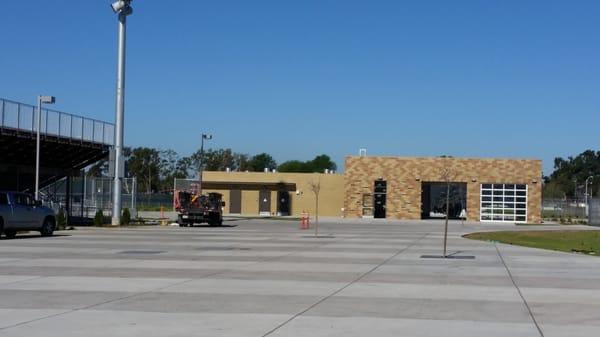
xmin=344 ymin=156 xmax=542 ymax=223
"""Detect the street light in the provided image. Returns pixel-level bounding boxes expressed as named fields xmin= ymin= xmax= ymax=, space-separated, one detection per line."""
xmin=111 ymin=0 xmax=133 ymax=14
xmin=111 ymin=0 xmax=133 ymax=226
xmin=35 ymin=95 xmax=55 ymax=201
xmin=198 ymin=134 xmax=212 ymax=195
xmin=585 ymin=175 xmax=594 ymax=216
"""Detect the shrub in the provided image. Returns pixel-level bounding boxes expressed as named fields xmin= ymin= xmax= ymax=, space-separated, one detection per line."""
xmin=94 ymin=210 xmax=104 ymax=226
xmin=56 ymin=208 xmax=67 ymax=230
xmin=121 ymin=208 xmax=131 ymax=226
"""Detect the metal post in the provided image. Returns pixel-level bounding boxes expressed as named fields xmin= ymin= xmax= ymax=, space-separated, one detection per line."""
xmin=198 ymin=134 xmax=212 ymax=195
xmin=585 ymin=176 xmax=594 ymax=218
xmin=586 ymin=180 xmax=589 ymax=216
xmin=65 ymin=175 xmax=71 ymax=226
xmin=112 ymin=11 xmax=128 ymax=226
xmin=35 ymin=97 xmax=42 ymax=200
xmin=1 ymin=99 xmax=4 ymax=127
xmin=83 ymin=173 xmax=87 ymax=218
xmin=199 ymin=136 xmax=204 ymax=195
xmin=131 ymin=177 xmax=135 ymax=211
xmin=443 ymin=182 xmax=450 ymax=258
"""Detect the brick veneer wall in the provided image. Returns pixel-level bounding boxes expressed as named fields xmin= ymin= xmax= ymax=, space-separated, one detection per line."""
xmin=344 ymin=156 xmax=542 ymax=223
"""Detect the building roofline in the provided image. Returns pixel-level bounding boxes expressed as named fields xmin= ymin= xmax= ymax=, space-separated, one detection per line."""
xmin=345 ymin=155 xmax=542 ymax=162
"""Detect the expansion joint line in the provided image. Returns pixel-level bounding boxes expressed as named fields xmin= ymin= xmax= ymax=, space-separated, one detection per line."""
xmin=0 ymin=229 xmax=357 ymax=332
xmin=494 ymin=244 xmax=544 ymax=337
xmin=262 ymin=232 xmax=431 ymax=337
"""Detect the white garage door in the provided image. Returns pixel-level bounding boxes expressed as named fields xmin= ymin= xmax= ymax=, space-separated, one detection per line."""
xmin=480 ymin=184 xmax=527 ymax=222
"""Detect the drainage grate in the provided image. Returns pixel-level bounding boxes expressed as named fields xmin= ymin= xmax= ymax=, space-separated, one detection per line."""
xmin=420 ymin=255 xmax=475 ymax=259
xmin=119 ymin=250 xmax=166 ymax=255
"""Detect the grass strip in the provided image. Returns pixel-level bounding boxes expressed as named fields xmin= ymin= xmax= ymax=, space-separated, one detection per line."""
xmin=465 ymin=230 xmax=600 ymax=256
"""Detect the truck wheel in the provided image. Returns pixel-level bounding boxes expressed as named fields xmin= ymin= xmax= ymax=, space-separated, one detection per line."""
xmin=40 ymin=217 xmax=55 ymax=237
xmin=4 ymin=229 xmax=16 ymax=239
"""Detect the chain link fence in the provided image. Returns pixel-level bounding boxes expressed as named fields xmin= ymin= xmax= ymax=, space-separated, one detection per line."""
xmin=174 ymin=178 xmax=201 ymax=194
xmin=590 ymin=198 xmax=600 ymax=227
xmin=40 ymin=176 xmax=137 ymax=219
xmin=542 ymin=198 xmax=588 ymax=223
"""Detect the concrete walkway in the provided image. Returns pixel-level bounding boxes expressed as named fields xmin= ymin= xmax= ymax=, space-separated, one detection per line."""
xmin=0 ymin=219 xmax=598 ymax=336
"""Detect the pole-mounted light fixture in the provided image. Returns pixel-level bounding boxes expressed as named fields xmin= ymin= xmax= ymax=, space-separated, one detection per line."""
xmin=199 ymin=134 xmax=213 ymax=195
xmin=35 ymin=95 xmax=56 ymax=201
xmin=111 ymin=0 xmax=133 ymax=15
xmin=111 ymin=0 xmax=133 ymax=226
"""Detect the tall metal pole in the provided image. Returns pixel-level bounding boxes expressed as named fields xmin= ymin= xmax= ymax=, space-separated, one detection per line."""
xmin=35 ymin=97 xmax=42 ymax=200
xmin=198 ymin=134 xmax=212 ymax=195
xmin=112 ymin=11 xmax=128 ymax=226
xmin=198 ymin=136 xmax=205 ymax=195
xmin=35 ymin=95 xmax=54 ymax=200
xmin=443 ymin=182 xmax=450 ymax=257
xmin=585 ymin=176 xmax=594 ymax=218
xmin=586 ymin=180 xmax=589 ymax=209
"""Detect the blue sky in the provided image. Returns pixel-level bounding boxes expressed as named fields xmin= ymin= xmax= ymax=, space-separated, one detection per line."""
xmin=1 ymin=1 xmax=599 ymax=175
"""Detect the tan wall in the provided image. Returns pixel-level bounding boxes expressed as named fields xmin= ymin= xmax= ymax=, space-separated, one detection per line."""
xmin=344 ymin=156 xmax=542 ymax=223
xmin=202 ymin=171 xmax=345 ymax=217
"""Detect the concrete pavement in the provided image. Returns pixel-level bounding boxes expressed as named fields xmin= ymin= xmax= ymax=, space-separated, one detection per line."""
xmin=0 ymin=218 xmax=599 ymax=336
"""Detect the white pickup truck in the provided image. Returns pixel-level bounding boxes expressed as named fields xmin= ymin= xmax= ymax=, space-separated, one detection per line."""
xmin=0 ymin=191 xmax=56 ymax=239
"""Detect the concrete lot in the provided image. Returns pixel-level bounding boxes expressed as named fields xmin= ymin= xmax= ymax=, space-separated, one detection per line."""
xmin=0 ymin=218 xmax=599 ymax=337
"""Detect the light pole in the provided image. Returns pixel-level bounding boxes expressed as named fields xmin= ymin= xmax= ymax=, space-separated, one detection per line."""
xmin=585 ymin=176 xmax=594 ymax=216
xmin=111 ymin=0 xmax=133 ymax=226
xmin=35 ymin=95 xmax=55 ymax=201
xmin=198 ymin=134 xmax=212 ymax=195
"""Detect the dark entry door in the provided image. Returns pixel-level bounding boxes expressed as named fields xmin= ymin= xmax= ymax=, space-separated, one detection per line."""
xmin=277 ymin=191 xmax=290 ymax=215
xmin=374 ymin=180 xmax=387 ymax=218
xmin=259 ymin=190 xmax=271 ymax=215
xmin=229 ymin=189 xmax=241 ymax=214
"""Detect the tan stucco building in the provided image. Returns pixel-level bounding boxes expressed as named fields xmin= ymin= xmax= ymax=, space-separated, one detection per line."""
xmin=202 ymin=171 xmax=345 ymax=217
xmin=199 ymin=155 xmax=542 ymax=223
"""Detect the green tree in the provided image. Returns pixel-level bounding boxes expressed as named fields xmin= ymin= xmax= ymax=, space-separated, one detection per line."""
xmin=121 ymin=208 xmax=131 ymax=225
xmin=157 ymin=149 xmax=188 ymax=191
xmin=545 ymin=150 xmax=600 ymax=198
xmin=278 ymin=154 xmax=337 ymax=173
xmin=126 ymin=147 xmax=161 ymax=193
xmin=190 ymin=148 xmax=240 ymax=172
xmin=309 ymin=154 xmax=337 ymax=172
xmin=234 ymin=153 xmax=251 ymax=171
xmin=248 ymin=153 xmax=277 ymax=172
xmin=94 ymin=210 xmax=104 ymax=226
xmin=278 ymin=160 xmax=311 ymax=173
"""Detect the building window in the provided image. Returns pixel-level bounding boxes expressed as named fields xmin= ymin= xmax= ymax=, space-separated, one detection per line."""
xmin=480 ymin=184 xmax=527 ymax=222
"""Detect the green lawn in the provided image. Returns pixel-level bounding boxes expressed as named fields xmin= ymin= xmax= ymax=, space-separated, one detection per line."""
xmin=465 ymin=230 xmax=600 ymax=255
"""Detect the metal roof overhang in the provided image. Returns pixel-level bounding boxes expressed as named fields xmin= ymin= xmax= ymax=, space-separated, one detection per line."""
xmin=201 ymin=181 xmax=297 ymax=191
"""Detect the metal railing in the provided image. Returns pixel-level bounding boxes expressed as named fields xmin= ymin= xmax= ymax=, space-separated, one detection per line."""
xmin=40 ymin=176 xmax=137 ymax=218
xmin=0 ymin=97 xmax=114 ymax=145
